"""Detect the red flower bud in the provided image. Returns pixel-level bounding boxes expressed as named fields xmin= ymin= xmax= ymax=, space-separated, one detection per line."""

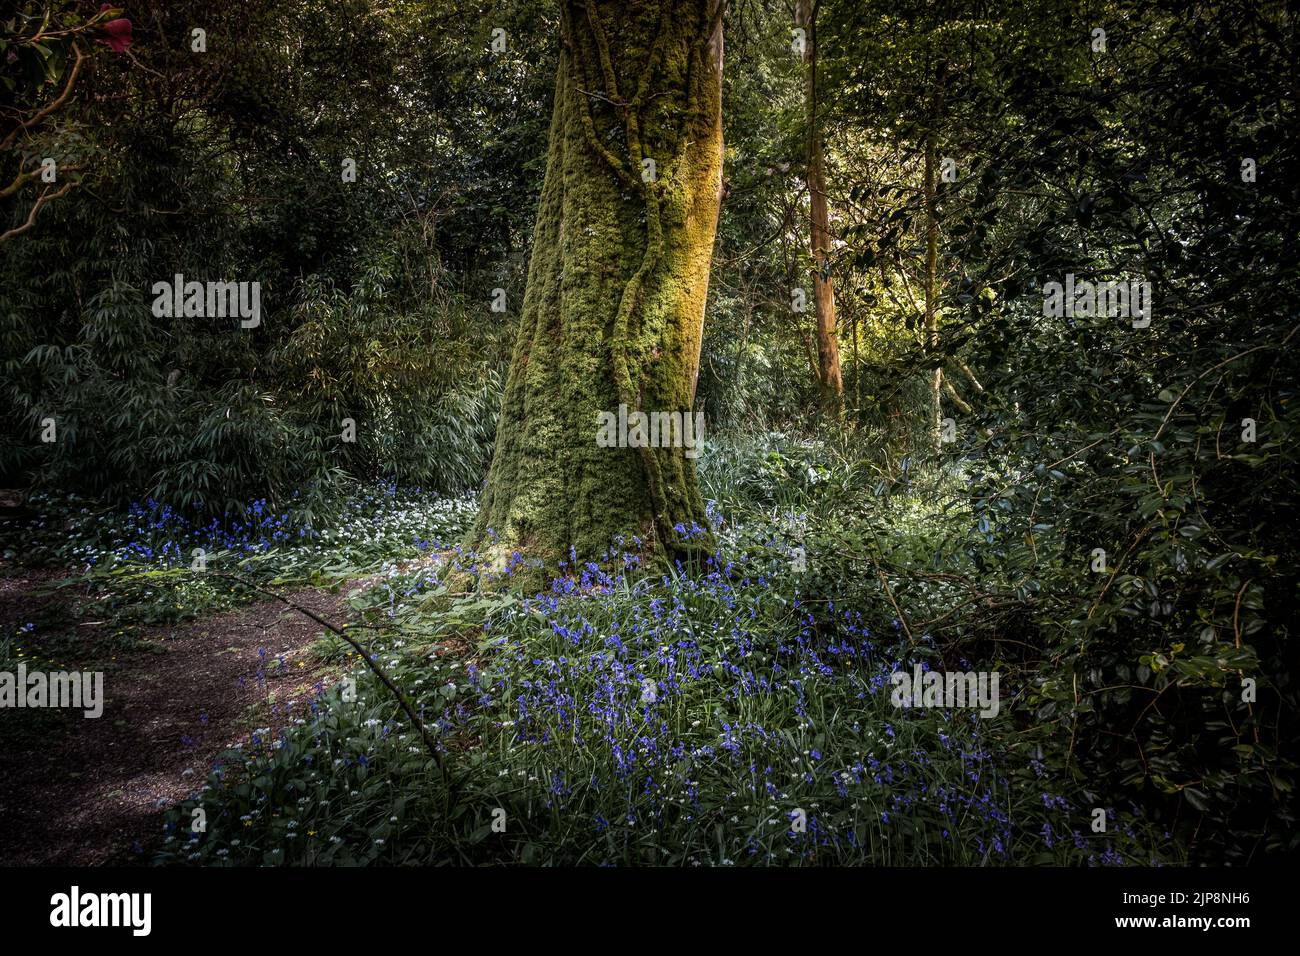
xmin=98 ymin=7 xmax=133 ymax=54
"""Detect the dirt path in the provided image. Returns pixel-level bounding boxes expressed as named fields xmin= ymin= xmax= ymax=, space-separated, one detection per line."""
xmin=0 ymin=572 xmax=350 ymax=866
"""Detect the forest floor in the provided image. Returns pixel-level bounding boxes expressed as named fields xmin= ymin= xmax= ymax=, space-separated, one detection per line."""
xmin=0 ymin=566 xmax=345 ymax=865
xmin=0 ymin=483 xmax=1187 ymax=866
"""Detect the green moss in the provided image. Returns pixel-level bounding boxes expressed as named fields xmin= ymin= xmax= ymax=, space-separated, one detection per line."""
xmin=470 ymin=1 xmax=723 ymax=575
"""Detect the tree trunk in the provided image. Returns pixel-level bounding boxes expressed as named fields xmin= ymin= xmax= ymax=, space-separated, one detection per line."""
xmin=923 ymin=135 xmax=942 ymax=450
xmin=851 ymin=298 xmax=860 ymax=419
xmin=798 ymin=0 xmax=843 ymax=415
xmin=471 ymin=0 xmax=725 ymax=572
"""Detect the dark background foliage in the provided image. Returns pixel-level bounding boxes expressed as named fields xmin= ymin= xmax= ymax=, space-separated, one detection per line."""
xmin=2 ymin=0 xmax=1295 ymax=863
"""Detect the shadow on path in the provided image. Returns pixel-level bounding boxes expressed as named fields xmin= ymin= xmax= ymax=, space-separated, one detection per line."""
xmin=0 ymin=571 xmax=346 ymax=865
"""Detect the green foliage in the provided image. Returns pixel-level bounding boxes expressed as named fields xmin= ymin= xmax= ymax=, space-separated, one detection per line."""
xmin=2 ymin=0 xmax=1294 ymax=868
xmin=157 ymin=499 xmax=1173 ymax=866
xmin=2 ymin=0 xmax=545 ymax=511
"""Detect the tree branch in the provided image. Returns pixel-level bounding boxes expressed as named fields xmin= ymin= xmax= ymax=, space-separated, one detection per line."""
xmin=1 ymin=45 xmax=85 ymax=152
xmin=0 ymin=179 xmax=78 ymax=244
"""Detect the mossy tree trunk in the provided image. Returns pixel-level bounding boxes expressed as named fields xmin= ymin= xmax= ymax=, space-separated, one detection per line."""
xmin=471 ymin=0 xmax=725 ymax=570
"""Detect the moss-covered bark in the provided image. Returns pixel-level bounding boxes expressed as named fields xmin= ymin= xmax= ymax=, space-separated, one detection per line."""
xmin=471 ymin=0 xmax=725 ymax=571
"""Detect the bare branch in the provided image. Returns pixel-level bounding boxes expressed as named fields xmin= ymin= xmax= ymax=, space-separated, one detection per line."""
xmin=0 ymin=179 xmax=78 ymax=244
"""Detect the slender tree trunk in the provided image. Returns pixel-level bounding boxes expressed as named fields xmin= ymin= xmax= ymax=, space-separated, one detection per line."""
xmin=472 ymin=0 xmax=725 ymax=571
xmin=851 ymin=299 xmax=860 ymax=419
xmin=923 ymin=135 xmax=942 ymax=450
xmin=797 ymin=0 xmax=842 ymax=415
